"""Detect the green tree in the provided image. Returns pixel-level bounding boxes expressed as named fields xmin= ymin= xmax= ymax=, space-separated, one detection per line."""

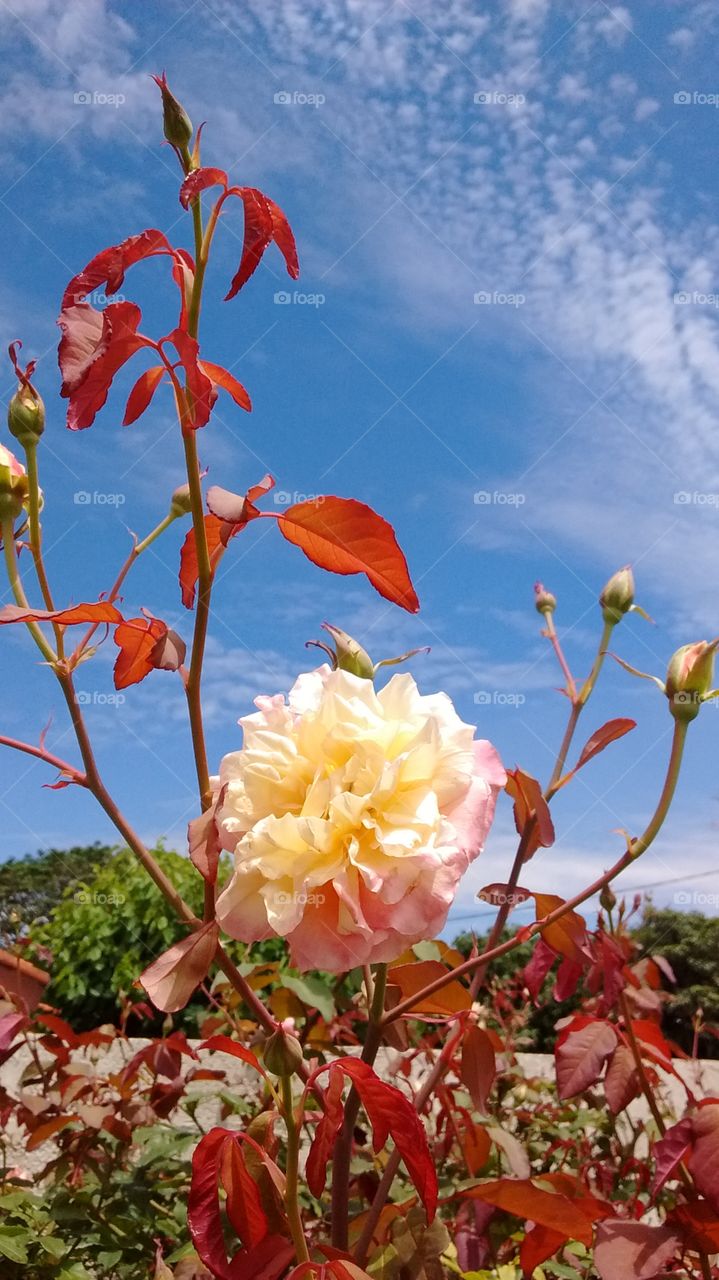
xmin=633 ymin=907 xmax=719 ymax=1057
xmin=28 ymin=845 xmax=206 ymax=1029
xmin=0 ymin=843 xmax=114 ymax=945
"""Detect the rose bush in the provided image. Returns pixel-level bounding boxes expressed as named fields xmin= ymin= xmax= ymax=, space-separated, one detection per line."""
xmin=0 ymin=76 xmax=718 ymax=1280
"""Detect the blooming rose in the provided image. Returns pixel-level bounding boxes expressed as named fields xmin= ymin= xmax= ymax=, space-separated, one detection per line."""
xmin=215 ymin=666 xmax=506 ymax=971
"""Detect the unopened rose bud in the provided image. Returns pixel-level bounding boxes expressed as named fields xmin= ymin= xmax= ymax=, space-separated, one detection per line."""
xmin=152 ymin=72 xmax=193 ymax=154
xmin=600 ymin=884 xmax=617 ymax=913
xmin=7 ymin=340 xmax=44 ymax=447
xmin=8 ymin=385 xmax=44 ymax=447
xmin=322 ymin=623 xmax=374 ymax=679
xmin=262 ymin=1027 xmax=304 ymax=1077
xmin=665 ymin=640 xmax=719 ymax=722
xmin=600 ymin=566 xmax=634 ymax=625
xmin=534 ymin=582 xmax=556 ymax=615
xmin=169 ymin=484 xmax=192 ymax=518
xmin=0 ymin=443 xmax=29 ymax=522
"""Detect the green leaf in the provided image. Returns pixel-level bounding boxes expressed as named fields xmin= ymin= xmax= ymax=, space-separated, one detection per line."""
xmin=0 ymin=1226 xmax=30 ymax=1263
xmin=282 ymin=972 xmax=335 ymax=1020
xmin=39 ymin=1235 xmax=67 ymax=1260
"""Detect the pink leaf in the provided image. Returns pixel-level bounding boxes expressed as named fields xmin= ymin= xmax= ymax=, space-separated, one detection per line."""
xmin=140 ymin=923 xmax=218 ymax=1013
xmin=225 ymin=188 xmax=275 ymax=299
xmin=652 ymin=1117 xmax=693 ymax=1196
xmin=61 ymin=228 xmax=175 ymax=309
xmin=460 ymin=1024 xmax=496 ymax=1115
xmin=690 ymin=1102 xmax=719 ymax=1212
xmin=594 ymin=1221 xmax=680 ymax=1280
xmin=123 ymin=365 xmax=166 ymax=425
xmin=555 ymin=1019 xmax=618 ymax=1099
xmin=604 ymin=1044 xmax=640 ymax=1114
xmin=180 ymin=166 xmax=228 ymax=210
xmin=201 ymin=360 xmax=252 ymax=412
xmin=201 ymin=1034 xmax=266 ymax=1079
xmin=0 ymin=602 xmax=122 ymax=626
xmin=336 ymin=1058 xmax=437 ymax=1220
xmin=168 ymin=328 xmax=217 ymax=430
xmin=278 ymin=496 xmax=419 ymax=613
xmin=188 ymin=798 xmax=223 ymax=887
xmin=305 ymin=1062 xmax=345 ymax=1198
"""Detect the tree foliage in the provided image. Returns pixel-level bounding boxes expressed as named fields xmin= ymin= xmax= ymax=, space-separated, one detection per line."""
xmin=0 ymin=843 xmax=114 ymax=946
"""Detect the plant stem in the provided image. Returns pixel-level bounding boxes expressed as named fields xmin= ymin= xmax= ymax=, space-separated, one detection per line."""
xmin=0 ymin=733 xmax=84 ymax=783
xmin=545 ymin=619 xmax=615 ymax=796
xmin=629 ymin=718 xmax=687 ymax=858
xmin=281 ymin=1073 xmax=310 ymax=1264
xmin=331 ymin=963 xmax=388 ymax=1248
xmin=24 ymin=443 xmax=63 ymax=657
xmin=54 ymin=666 xmax=199 ymax=925
xmin=543 ymin=611 xmax=576 ymax=700
xmin=2 ymin=517 xmax=57 ymax=665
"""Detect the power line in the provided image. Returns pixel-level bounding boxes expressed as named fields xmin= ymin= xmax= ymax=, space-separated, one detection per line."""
xmin=447 ymin=865 xmax=719 ymax=925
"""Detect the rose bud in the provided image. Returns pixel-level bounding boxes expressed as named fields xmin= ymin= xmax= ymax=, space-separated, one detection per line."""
xmin=322 ymin=622 xmax=375 ymax=679
xmin=0 ymin=443 xmax=30 ymax=522
xmin=8 ymin=383 xmax=44 ymax=447
xmin=169 ymin=483 xmax=192 ymax=518
xmin=600 ymin=884 xmax=617 ymax=913
xmin=262 ymin=1026 xmax=304 ymax=1077
xmin=534 ymin=582 xmax=556 ymax=615
xmin=7 ymin=340 xmax=44 ymax=447
xmin=665 ymin=640 xmax=719 ymax=722
xmin=152 ymin=72 xmax=193 ymax=154
xmin=599 ymin=566 xmax=634 ymax=624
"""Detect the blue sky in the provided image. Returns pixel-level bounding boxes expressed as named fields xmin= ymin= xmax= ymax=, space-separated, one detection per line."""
xmin=1 ymin=0 xmax=719 ymax=938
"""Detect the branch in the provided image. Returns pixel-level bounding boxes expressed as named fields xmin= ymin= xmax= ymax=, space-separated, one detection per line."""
xmin=0 ymin=733 xmax=85 ymax=784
